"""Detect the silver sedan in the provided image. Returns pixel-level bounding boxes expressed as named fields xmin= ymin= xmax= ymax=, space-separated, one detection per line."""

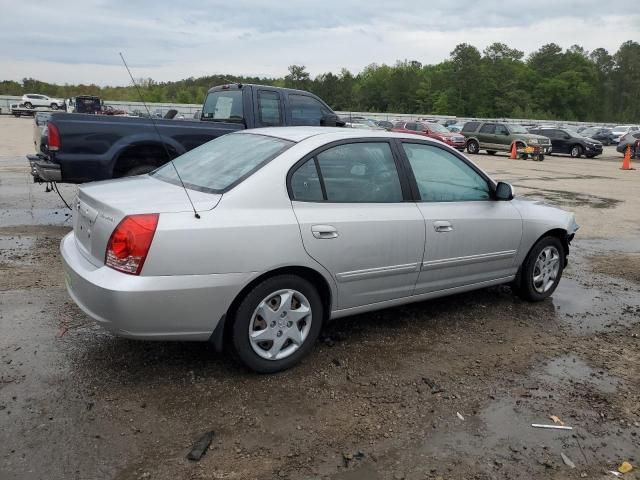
xmin=61 ymin=127 xmax=578 ymax=372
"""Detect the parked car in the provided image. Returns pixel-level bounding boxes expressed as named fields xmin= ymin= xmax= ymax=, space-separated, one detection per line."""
xmin=462 ymin=122 xmax=552 ymax=158
xmin=528 ymin=127 xmax=603 ymax=158
xmin=61 ymin=127 xmax=578 ymax=373
xmin=580 ymin=127 xmax=616 ymax=146
xmin=27 ymin=84 xmax=343 ymax=184
xmin=21 ymin=94 xmax=64 ymax=110
xmin=375 ymin=120 xmax=394 ymax=130
xmin=611 ymin=125 xmax=640 ymax=144
xmin=392 ymin=121 xmax=466 ymax=150
xmin=616 ymin=131 xmax=640 ymax=156
xmin=447 ymin=123 xmax=465 ymax=133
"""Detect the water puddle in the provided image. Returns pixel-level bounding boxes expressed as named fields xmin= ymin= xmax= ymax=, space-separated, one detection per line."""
xmin=537 ymin=354 xmax=620 ymax=394
xmin=551 ymin=277 xmax=640 ymax=333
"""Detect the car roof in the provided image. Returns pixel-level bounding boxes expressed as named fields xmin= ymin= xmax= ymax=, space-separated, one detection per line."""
xmin=237 ymin=126 xmax=439 ymax=143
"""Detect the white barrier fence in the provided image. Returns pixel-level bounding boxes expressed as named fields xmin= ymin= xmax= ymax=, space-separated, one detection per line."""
xmin=0 ymin=95 xmax=614 ymax=128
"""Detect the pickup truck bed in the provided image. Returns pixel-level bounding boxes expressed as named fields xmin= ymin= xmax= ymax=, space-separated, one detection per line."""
xmin=29 ymin=84 xmax=341 ymax=184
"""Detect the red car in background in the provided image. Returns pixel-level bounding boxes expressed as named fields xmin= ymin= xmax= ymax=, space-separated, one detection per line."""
xmin=392 ymin=121 xmax=466 ymax=151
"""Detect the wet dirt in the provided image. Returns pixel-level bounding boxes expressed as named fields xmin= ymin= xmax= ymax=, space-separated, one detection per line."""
xmin=517 ymin=187 xmax=621 ymax=209
xmin=1 ymin=118 xmax=640 ymax=480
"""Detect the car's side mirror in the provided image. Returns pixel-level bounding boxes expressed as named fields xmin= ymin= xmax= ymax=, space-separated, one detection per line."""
xmin=320 ymin=114 xmax=338 ymax=127
xmin=495 ymin=182 xmax=514 ymax=201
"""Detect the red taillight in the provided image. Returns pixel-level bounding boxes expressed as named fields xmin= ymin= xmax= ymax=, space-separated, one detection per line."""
xmin=105 ymin=214 xmax=159 ymax=275
xmin=48 ymin=123 xmax=60 ymax=151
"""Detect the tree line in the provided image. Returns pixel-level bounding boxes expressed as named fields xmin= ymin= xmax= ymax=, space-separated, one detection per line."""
xmin=1 ymin=41 xmax=639 ymax=122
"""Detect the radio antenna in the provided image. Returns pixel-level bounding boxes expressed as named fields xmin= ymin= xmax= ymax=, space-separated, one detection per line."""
xmin=119 ymin=52 xmax=200 ymax=219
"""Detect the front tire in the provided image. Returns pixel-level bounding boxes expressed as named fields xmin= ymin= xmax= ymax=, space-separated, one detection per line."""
xmin=50 ymin=103 xmax=58 ymax=110
xmin=517 ymin=236 xmax=565 ymax=302
xmin=231 ymin=275 xmax=323 ymax=373
xmin=570 ymin=145 xmax=583 ymax=158
xmin=467 ymin=139 xmax=479 ymax=154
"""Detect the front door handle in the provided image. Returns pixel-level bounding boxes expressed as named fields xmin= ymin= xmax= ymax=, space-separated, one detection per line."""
xmin=433 ymin=220 xmax=453 ymax=233
xmin=311 ymin=225 xmax=338 ymax=239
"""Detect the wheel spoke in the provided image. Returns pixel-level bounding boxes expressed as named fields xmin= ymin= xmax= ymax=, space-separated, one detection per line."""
xmin=267 ymin=333 xmax=289 ymax=358
xmin=533 ymin=273 xmax=543 ymax=284
xmin=250 ymin=328 xmax=276 ymax=342
xmin=286 ymin=304 xmax=311 ymax=323
xmin=288 ymin=326 xmax=304 ymax=346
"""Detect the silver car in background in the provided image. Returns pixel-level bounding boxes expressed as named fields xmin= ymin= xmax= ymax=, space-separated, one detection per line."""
xmin=61 ymin=127 xmax=578 ymax=373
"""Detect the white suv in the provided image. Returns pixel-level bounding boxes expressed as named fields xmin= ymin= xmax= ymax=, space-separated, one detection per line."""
xmin=21 ymin=94 xmax=63 ymax=110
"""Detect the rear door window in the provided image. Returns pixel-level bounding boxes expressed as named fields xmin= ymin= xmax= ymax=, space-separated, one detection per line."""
xmin=479 ymin=123 xmax=496 ymax=134
xmin=257 ymin=90 xmax=283 ymax=126
xmin=462 ymin=121 xmax=480 ymax=133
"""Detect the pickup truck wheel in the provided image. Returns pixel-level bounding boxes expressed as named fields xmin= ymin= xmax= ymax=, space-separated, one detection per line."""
xmin=466 ymin=139 xmax=479 ymax=154
xmin=124 ymin=165 xmax=156 ymax=176
xmin=50 ymin=103 xmax=58 ymax=110
xmin=24 ymin=102 xmax=33 ymax=109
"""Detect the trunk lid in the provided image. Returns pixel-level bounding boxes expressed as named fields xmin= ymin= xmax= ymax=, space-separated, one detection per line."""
xmin=73 ymin=175 xmax=220 ymax=266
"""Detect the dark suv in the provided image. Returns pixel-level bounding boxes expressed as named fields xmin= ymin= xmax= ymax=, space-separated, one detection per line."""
xmin=616 ymin=131 xmax=640 ymax=157
xmin=529 ymin=127 xmax=603 ymax=158
xmin=462 ymin=121 xmax=552 ymax=157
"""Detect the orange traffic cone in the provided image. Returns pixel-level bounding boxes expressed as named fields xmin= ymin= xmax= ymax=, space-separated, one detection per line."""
xmin=510 ymin=143 xmax=517 ymax=160
xmin=620 ymin=145 xmax=634 ymax=170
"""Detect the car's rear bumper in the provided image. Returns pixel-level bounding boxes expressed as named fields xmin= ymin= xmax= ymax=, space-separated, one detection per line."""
xmin=27 ymin=154 xmax=61 ymax=182
xmin=60 ymin=232 xmax=254 ymax=341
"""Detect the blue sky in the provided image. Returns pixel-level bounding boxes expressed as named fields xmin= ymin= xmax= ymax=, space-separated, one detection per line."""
xmin=0 ymin=0 xmax=638 ymax=85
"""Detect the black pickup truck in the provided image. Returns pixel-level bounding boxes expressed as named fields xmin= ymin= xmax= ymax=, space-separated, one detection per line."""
xmin=28 ymin=84 xmax=342 ymax=183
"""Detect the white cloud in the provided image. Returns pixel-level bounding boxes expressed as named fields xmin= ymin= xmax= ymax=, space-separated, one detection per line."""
xmin=0 ymin=0 xmax=638 ymax=85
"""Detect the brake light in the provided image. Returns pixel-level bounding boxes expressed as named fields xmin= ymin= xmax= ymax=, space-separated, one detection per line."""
xmin=48 ymin=123 xmax=60 ymax=151
xmin=105 ymin=214 xmax=159 ymax=275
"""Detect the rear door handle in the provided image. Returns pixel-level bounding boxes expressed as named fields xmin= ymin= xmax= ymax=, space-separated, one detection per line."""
xmin=433 ymin=220 xmax=453 ymax=233
xmin=311 ymin=225 xmax=338 ymax=239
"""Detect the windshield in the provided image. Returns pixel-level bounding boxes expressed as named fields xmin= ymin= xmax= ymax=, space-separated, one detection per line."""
xmin=426 ymin=122 xmax=449 ymax=133
xmin=507 ymin=124 xmax=528 ymax=134
xmin=202 ymin=90 xmax=244 ymax=122
xmin=152 ymin=133 xmax=293 ymax=193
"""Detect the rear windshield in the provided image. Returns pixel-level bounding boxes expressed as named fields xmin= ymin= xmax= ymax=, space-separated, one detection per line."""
xmin=202 ymin=90 xmax=244 ymax=122
xmin=152 ymin=133 xmax=293 ymax=193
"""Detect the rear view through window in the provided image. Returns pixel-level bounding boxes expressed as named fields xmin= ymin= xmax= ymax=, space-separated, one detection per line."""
xmin=202 ymin=90 xmax=244 ymax=121
xmin=153 ymin=133 xmax=293 ymax=193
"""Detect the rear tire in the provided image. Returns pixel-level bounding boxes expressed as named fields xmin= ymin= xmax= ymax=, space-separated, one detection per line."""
xmin=123 ymin=164 xmax=155 ymax=176
xmin=467 ymin=139 xmax=479 ymax=154
xmin=24 ymin=102 xmax=33 ymax=109
xmin=50 ymin=103 xmax=58 ymax=110
xmin=517 ymin=236 xmax=565 ymax=302
xmin=231 ymin=275 xmax=323 ymax=373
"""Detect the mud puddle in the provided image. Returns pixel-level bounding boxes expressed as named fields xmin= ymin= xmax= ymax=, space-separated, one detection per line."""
xmin=517 ymin=187 xmax=621 ymax=209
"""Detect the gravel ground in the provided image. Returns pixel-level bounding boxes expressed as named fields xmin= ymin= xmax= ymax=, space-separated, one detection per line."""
xmin=1 ymin=116 xmax=639 ymax=480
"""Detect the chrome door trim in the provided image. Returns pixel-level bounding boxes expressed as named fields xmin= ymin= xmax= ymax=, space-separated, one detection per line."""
xmin=336 ymin=262 xmax=420 ymax=283
xmin=421 ymin=250 xmax=516 ymax=271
